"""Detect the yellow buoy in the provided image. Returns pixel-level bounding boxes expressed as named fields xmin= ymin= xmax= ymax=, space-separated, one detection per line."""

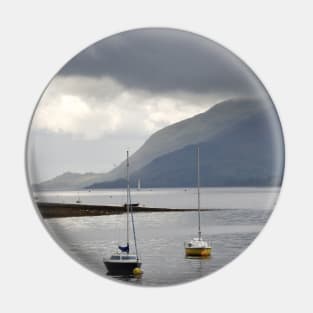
xmin=133 ymin=267 xmax=143 ymax=275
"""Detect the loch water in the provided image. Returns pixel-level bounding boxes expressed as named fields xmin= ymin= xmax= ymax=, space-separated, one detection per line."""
xmin=39 ymin=187 xmax=278 ymax=286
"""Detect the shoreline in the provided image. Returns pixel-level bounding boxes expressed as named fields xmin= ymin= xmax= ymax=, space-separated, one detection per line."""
xmin=36 ymin=202 xmax=209 ymax=218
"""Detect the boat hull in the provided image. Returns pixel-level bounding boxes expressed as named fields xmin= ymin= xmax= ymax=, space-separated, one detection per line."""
xmin=185 ymin=247 xmax=212 ymax=257
xmin=104 ymin=260 xmax=142 ymax=275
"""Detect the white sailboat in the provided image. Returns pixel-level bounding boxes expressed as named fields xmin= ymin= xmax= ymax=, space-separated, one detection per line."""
xmin=75 ymin=192 xmax=81 ymax=204
xmin=104 ymin=150 xmax=142 ymax=275
xmin=184 ymin=147 xmax=212 ymax=257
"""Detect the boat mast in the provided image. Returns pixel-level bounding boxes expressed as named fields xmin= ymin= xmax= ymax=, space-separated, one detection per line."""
xmin=129 ymin=187 xmax=139 ymax=261
xmin=197 ymin=146 xmax=201 ymax=239
xmin=126 ymin=150 xmax=130 ymax=250
xmin=127 ymin=151 xmax=140 ymax=260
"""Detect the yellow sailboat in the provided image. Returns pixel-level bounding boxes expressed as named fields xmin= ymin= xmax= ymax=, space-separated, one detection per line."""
xmin=184 ymin=147 xmax=212 ymax=257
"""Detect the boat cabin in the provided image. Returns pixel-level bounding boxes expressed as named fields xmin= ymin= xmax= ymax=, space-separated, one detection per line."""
xmin=110 ymin=254 xmax=137 ymax=261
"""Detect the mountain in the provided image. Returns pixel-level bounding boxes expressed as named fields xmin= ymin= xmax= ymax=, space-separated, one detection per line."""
xmin=34 ymin=97 xmax=284 ymax=190
xmin=100 ymin=97 xmax=269 ymax=181
xmin=89 ymin=97 xmax=284 ymax=188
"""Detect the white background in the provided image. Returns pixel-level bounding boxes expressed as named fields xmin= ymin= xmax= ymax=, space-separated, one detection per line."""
xmin=1 ymin=1 xmax=312 ymax=312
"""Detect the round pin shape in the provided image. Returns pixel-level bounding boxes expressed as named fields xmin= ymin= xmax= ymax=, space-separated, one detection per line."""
xmin=26 ymin=28 xmax=284 ymax=286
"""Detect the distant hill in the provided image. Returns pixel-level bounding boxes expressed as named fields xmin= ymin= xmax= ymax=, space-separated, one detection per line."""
xmin=34 ymin=97 xmax=284 ymax=191
xmin=89 ymin=100 xmax=284 ymax=188
xmin=32 ymin=172 xmax=102 ymax=191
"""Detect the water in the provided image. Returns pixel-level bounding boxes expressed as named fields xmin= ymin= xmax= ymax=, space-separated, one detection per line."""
xmin=39 ymin=188 xmax=279 ymax=286
xmin=35 ymin=187 xmax=280 ymax=210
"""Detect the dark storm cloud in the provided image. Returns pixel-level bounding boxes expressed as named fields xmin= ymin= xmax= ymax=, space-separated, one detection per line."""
xmin=59 ymin=28 xmax=261 ymax=96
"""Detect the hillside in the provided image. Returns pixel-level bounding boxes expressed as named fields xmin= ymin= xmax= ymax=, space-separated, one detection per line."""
xmin=89 ymin=98 xmax=284 ymax=188
xmin=101 ymin=97 xmax=269 ymax=181
xmin=34 ymin=97 xmax=284 ymax=190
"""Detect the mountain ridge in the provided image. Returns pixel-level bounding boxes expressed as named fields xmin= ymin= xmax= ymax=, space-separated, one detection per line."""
xmin=101 ymin=97 xmax=268 ymax=182
xmin=89 ymin=101 xmax=284 ymax=188
xmin=33 ymin=97 xmax=283 ymax=191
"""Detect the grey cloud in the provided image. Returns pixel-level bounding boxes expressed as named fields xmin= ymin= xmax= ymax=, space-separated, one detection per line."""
xmin=59 ymin=28 xmax=265 ymax=97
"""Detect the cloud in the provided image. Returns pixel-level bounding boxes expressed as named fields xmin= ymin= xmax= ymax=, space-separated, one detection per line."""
xmin=32 ymin=75 xmax=229 ymax=139
xmin=58 ymin=28 xmax=265 ymax=97
xmin=32 ymin=28 xmax=268 ymax=140
xmin=33 ymin=91 xmax=122 ymax=139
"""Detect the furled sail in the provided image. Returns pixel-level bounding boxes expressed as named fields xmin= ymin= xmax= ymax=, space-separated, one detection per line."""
xmin=118 ymin=243 xmax=129 ymax=253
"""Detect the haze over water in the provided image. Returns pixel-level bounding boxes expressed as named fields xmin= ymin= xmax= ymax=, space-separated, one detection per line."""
xmin=36 ymin=186 xmax=279 ymax=210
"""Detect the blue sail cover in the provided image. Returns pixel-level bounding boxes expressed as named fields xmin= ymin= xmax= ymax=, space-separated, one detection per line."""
xmin=118 ymin=243 xmax=129 ymax=253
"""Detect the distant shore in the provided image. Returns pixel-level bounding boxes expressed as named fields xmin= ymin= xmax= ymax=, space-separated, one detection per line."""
xmin=36 ymin=202 xmax=208 ymax=218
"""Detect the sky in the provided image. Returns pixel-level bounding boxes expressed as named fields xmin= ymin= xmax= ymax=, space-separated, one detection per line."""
xmin=27 ymin=28 xmax=268 ymax=183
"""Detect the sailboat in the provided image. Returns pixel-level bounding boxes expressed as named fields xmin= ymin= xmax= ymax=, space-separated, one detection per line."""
xmin=104 ymin=150 xmax=142 ymax=275
xmin=75 ymin=192 xmax=81 ymax=204
xmin=184 ymin=147 xmax=212 ymax=257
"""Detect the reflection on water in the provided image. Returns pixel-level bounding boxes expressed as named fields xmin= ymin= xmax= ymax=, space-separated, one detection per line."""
xmin=45 ymin=208 xmax=272 ymax=286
